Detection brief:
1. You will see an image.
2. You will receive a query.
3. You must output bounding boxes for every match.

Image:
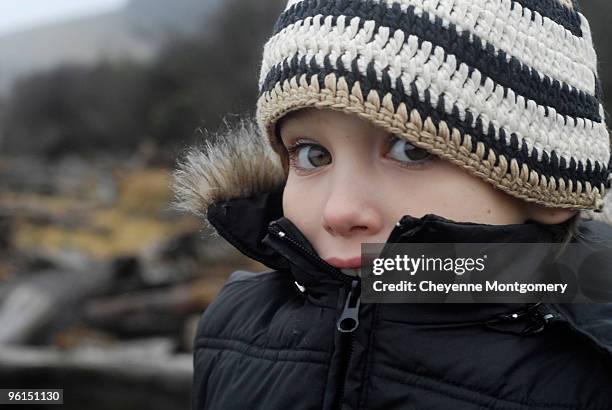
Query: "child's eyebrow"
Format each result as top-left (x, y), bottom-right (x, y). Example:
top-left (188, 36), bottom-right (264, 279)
top-left (280, 132), bottom-right (321, 146)
top-left (279, 120), bottom-right (322, 140)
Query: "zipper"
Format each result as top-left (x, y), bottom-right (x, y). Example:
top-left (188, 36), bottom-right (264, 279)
top-left (485, 302), bottom-right (557, 335)
top-left (267, 221), bottom-right (362, 410)
top-left (267, 218), bottom-right (413, 410)
top-left (268, 221), bottom-right (354, 284)
top-left (337, 279), bottom-right (361, 332)
top-left (402, 303), bottom-right (557, 335)
top-left (334, 279), bottom-right (360, 410)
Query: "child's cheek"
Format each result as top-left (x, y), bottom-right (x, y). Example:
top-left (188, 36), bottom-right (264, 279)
top-left (282, 177), bottom-right (317, 226)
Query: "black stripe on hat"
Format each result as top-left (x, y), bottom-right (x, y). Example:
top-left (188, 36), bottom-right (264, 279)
top-left (513, 0), bottom-right (583, 37)
top-left (272, 0), bottom-right (600, 123)
top-left (281, 0), bottom-right (584, 38)
top-left (260, 58), bottom-right (609, 192)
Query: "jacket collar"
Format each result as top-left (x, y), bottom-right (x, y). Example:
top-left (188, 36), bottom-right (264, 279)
top-left (171, 117), bottom-right (612, 359)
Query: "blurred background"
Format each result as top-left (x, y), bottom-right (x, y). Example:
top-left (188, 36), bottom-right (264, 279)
top-left (0, 0), bottom-right (284, 409)
top-left (0, 1), bottom-right (609, 409)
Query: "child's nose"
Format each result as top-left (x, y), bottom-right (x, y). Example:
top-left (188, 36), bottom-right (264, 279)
top-left (321, 178), bottom-right (383, 238)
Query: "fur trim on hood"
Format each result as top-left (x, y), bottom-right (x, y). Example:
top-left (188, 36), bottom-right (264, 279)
top-left (170, 116), bottom-right (612, 235)
top-left (170, 116), bottom-right (286, 235)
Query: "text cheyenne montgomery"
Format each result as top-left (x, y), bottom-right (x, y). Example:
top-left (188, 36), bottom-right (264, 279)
top-left (372, 281), bottom-right (568, 295)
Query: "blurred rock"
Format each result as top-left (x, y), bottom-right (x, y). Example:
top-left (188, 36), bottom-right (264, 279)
top-left (0, 263), bottom-right (113, 345)
top-left (83, 276), bottom-right (225, 339)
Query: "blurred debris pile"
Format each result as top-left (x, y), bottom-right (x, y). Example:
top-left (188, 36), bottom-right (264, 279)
top-left (0, 153), bottom-right (264, 409)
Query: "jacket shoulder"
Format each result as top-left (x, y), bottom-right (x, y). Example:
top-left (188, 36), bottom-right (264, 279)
top-left (194, 269), bottom-right (300, 341)
top-left (191, 270), bottom-right (335, 409)
top-left (224, 269), bottom-right (282, 284)
top-left (193, 267), bottom-right (336, 353)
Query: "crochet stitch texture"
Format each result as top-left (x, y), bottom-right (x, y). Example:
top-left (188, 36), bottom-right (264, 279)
top-left (256, 0), bottom-right (612, 212)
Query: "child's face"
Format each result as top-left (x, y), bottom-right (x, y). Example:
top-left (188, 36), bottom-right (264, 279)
top-left (278, 108), bottom-right (533, 266)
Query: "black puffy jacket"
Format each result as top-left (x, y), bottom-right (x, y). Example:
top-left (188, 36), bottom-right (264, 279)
top-left (173, 122), bottom-right (612, 409)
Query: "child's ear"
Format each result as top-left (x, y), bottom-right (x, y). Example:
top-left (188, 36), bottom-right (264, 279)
top-left (524, 202), bottom-right (579, 225)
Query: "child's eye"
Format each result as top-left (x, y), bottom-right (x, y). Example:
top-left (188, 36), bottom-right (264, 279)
top-left (387, 136), bottom-right (432, 165)
top-left (287, 142), bottom-right (331, 171)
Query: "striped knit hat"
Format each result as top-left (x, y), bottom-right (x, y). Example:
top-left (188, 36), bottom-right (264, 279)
top-left (256, 0), bottom-right (611, 212)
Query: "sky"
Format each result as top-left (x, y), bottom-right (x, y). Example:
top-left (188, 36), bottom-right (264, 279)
top-left (0, 0), bottom-right (128, 36)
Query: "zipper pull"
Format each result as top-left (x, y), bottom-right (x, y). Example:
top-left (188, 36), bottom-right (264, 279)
top-left (485, 303), bottom-right (556, 335)
top-left (337, 279), bottom-right (361, 333)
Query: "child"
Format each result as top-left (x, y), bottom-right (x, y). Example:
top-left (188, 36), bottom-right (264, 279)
top-left (173, 0), bottom-right (612, 408)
